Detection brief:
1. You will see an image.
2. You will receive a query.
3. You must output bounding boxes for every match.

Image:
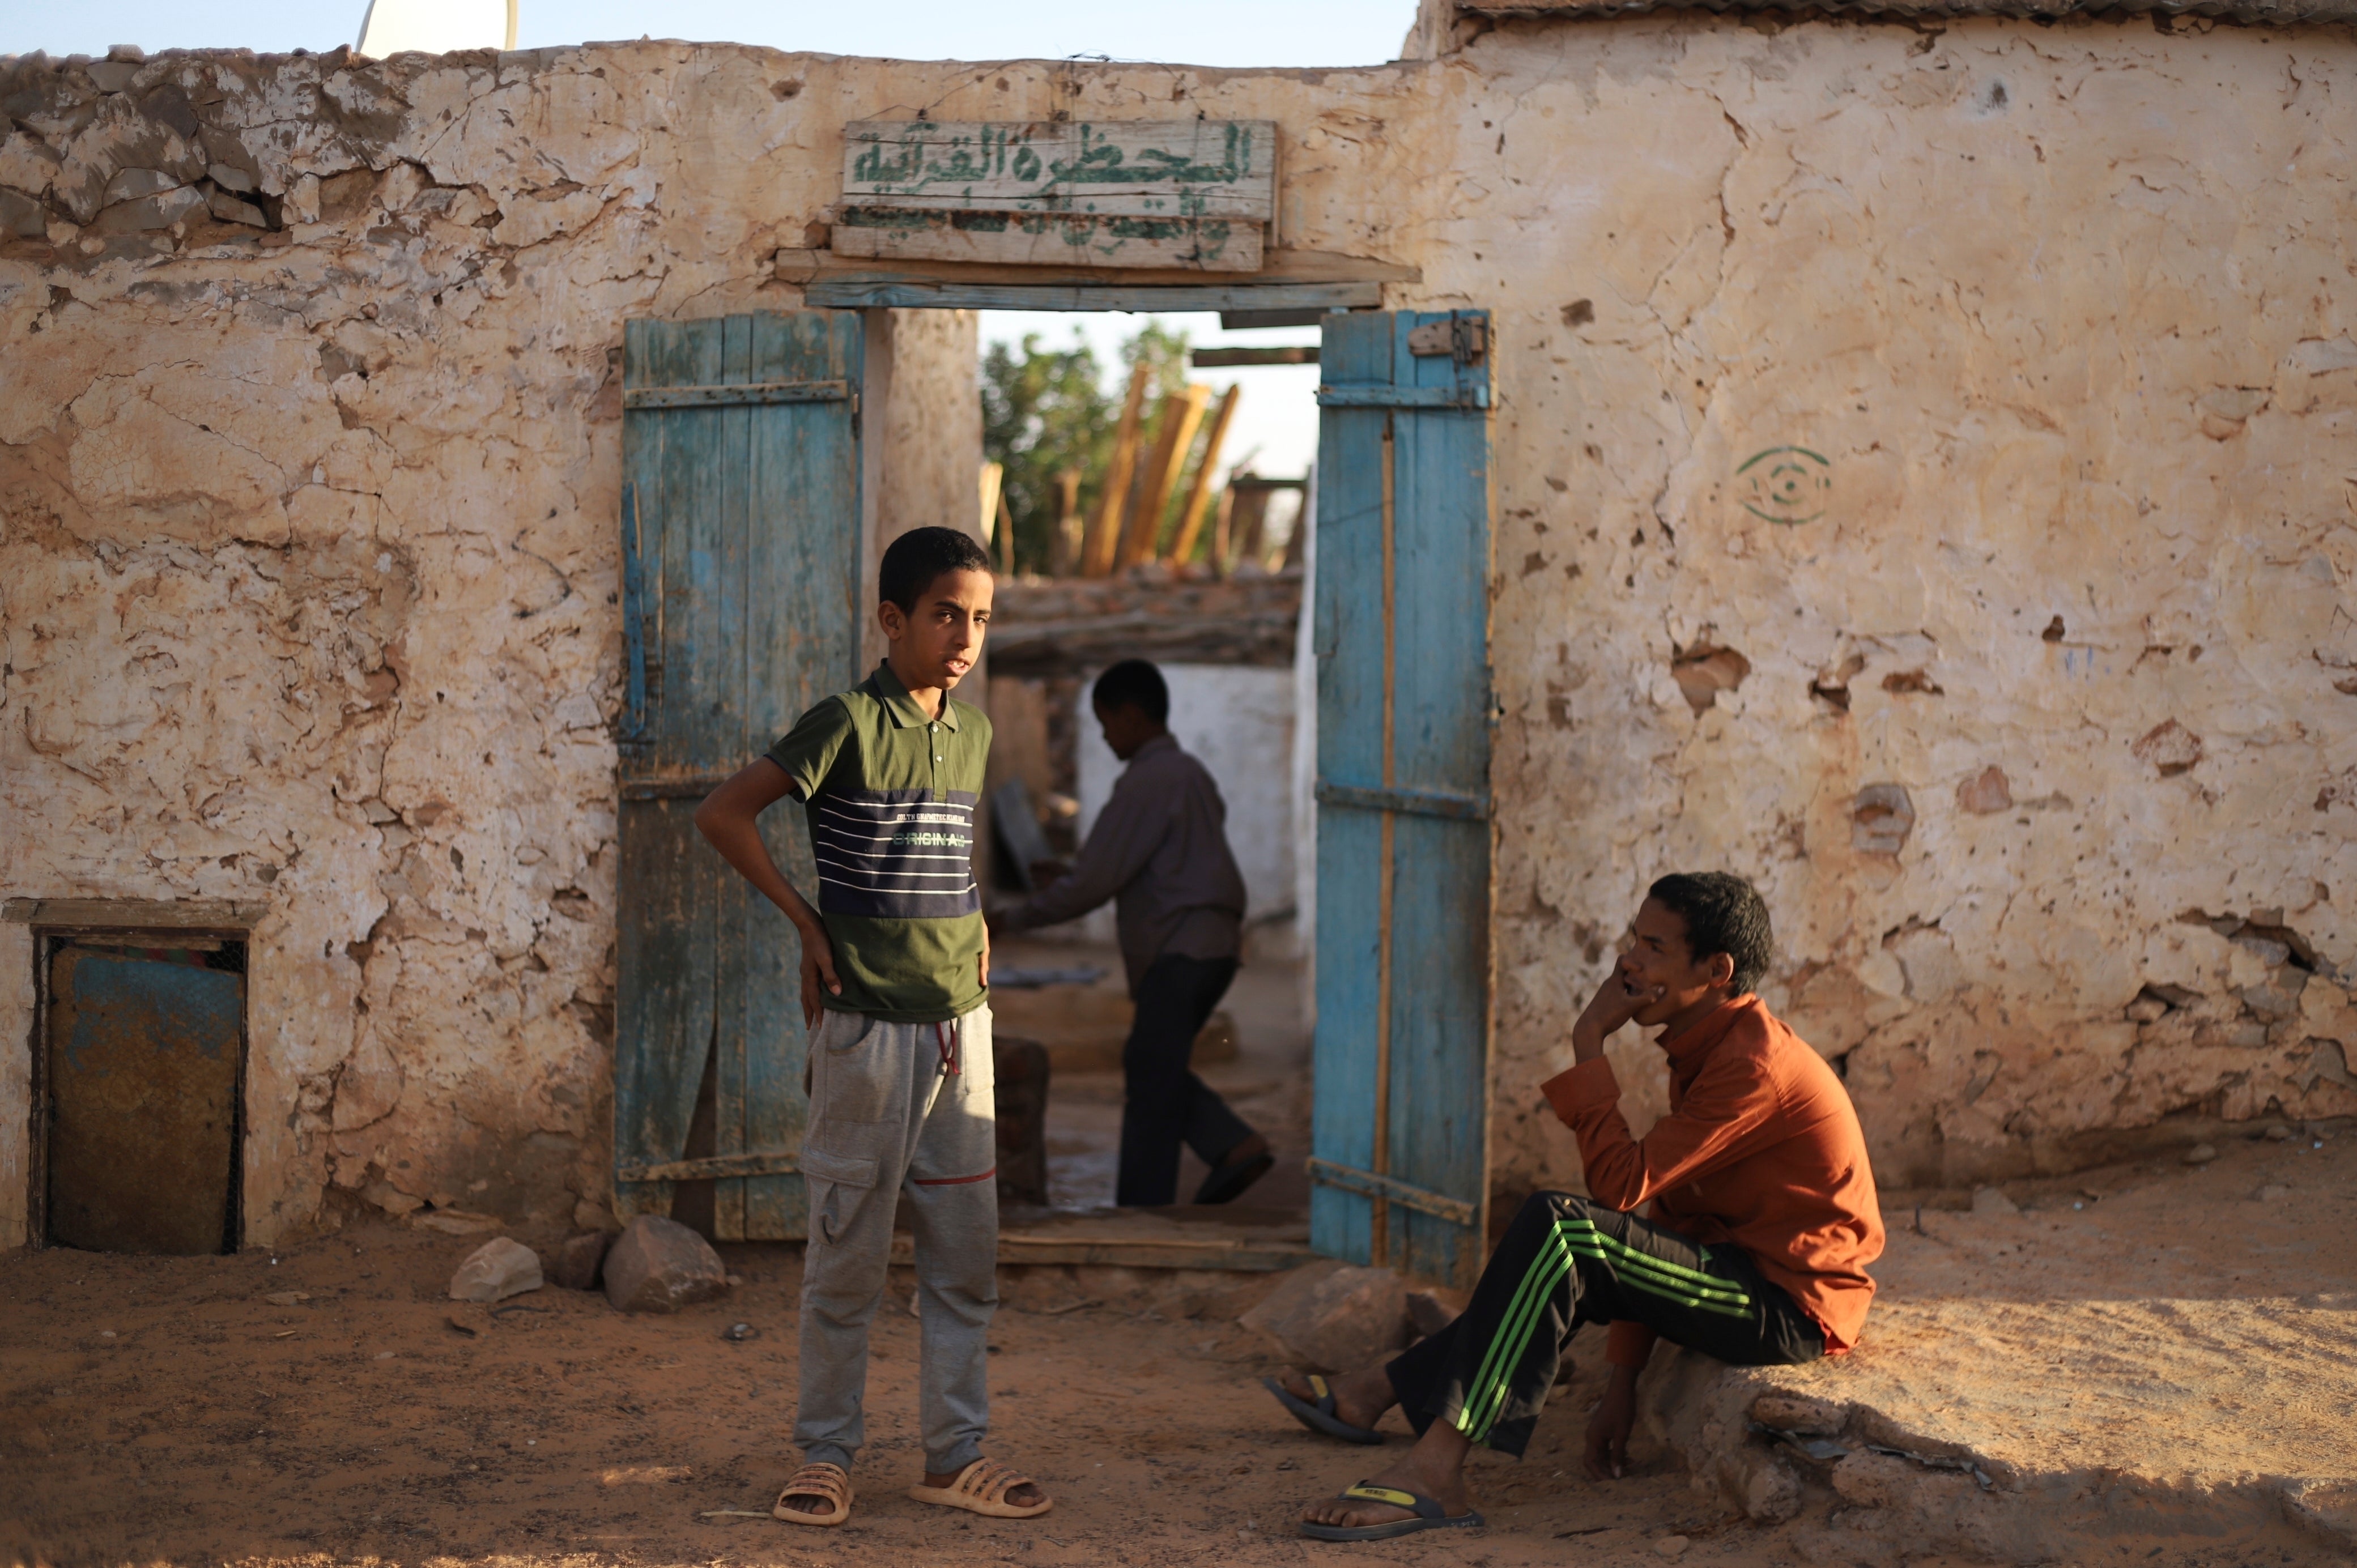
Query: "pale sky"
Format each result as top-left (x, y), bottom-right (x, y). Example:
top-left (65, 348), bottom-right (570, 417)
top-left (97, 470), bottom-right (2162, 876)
top-left (10, 1), bottom-right (1418, 66)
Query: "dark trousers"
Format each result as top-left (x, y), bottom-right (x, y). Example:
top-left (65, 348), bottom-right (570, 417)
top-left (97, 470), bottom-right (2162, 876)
top-left (1116, 955), bottom-right (1253, 1207)
top-left (1385, 1192), bottom-right (1824, 1458)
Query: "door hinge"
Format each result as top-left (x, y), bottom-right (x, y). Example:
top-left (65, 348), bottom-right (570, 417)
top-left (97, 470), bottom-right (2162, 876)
top-left (1407, 313), bottom-right (1487, 365)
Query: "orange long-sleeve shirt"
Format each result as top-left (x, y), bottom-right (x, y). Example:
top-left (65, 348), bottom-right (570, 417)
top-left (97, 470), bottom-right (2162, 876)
top-left (1540, 994), bottom-right (1884, 1366)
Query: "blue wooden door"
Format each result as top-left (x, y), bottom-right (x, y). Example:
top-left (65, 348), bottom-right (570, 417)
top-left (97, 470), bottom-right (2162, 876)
top-left (613, 310), bottom-right (862, 1240)
top-left (1309, 310), bottom-right (1494, 1288)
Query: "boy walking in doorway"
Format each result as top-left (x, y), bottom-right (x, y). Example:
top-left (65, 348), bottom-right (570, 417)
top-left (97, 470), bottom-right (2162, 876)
top-left (991, 658), bottom-right (1272, 1207)
top-left (695, 526), bottom-right (1050, 1528)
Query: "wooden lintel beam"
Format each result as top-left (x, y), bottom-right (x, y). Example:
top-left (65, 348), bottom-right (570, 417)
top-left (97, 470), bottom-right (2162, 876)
top-left (805, 279), bottom-right (1381, 313)
top-left (1191, 347), bottom-right (1319, 367)
top-left (3, 898), bottom-right (267, 930)
top-left (775, 246), bottom-right (1418, 289)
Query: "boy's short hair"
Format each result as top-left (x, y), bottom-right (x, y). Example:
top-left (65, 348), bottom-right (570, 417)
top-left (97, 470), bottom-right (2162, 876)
top-left (1647, 872), bottom-right (1773, 995)
top-left (880, 526), bottom-right (992, 613)
top-left (1092, 659), bottom-right (1169, 725)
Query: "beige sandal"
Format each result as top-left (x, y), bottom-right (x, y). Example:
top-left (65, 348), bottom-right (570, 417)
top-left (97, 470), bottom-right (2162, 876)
top-left (907, 1458), bottom-right (1053, 1519)
top-left (772, 1461), bottom-right (853, 1527)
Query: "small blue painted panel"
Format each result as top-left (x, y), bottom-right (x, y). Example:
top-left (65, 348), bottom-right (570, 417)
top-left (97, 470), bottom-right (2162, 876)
top-left (47, 947), bottom-right (244, 1255)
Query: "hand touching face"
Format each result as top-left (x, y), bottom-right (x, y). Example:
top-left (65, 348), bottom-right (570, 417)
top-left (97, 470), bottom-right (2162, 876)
top-left (1613, 896), bottom-right (1736, 1029)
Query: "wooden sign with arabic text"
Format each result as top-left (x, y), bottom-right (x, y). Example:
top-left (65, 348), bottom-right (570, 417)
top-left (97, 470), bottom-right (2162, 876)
top-left (833, 120), bottom-right (1277, 272)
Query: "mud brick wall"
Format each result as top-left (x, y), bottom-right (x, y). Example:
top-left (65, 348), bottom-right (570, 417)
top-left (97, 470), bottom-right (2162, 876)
top-left (1446, 19), bottom-right (2357, 1189)
top-left (2, 22), bottom-right (2353, 1246)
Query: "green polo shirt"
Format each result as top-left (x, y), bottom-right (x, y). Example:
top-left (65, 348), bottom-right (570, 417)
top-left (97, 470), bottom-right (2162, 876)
top-left (767, 662), bottom-right (991, 1023)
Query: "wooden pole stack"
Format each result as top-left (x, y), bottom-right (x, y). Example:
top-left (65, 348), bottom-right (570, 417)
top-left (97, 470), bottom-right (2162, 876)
top-left (1167, 385), bottom-right (1241, 566)
top-left (1117, 384), bottom-right (1212, 570)
top-left (1080, 362), bottom-right (1152, 578)
top-left (1050, 468), bottom-right (1083, 576)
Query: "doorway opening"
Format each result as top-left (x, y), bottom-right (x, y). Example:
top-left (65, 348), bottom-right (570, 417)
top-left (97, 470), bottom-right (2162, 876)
top-left (33, 924), bottom-right (248, 1255)
top-left (973, 307), bottom-right (1320, 1224)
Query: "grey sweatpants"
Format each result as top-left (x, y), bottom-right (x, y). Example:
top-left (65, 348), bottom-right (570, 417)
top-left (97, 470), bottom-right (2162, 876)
top-left (796, 1002), bottom-right (998, 1476)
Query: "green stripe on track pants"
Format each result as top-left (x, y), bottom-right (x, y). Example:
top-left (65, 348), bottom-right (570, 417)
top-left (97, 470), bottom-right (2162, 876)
top-left (1384, 1193), bottom-right (1826, 1458)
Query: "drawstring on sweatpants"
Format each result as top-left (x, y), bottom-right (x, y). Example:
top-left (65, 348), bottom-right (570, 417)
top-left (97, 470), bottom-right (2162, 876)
top-left (934, 1019), bottom-right (961, 1076)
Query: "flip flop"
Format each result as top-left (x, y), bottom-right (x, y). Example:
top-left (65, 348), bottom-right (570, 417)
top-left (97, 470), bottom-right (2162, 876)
top-left (1298, 1482), bottom-right (1484, 1541)
top-left (772, 1461), bottom-right (852, 1527)
top-left (907, 1458), bottom-right (1053, 1519)
top-left (1263, 1373), bottom-right (1384, 1445)
top-left (1195, 1149), bottom-right (1275, 1205)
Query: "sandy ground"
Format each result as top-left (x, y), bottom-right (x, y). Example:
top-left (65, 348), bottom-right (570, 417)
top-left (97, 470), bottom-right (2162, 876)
top-left (2, 1219), bottom-right (1976, 1568)
top-left (1741, 1120), bottom-right (2357, 1556)
top-left (6, 934), bottom-right (2351, 1567)
top-left (8, 1135), bottom-right (2355, 1568)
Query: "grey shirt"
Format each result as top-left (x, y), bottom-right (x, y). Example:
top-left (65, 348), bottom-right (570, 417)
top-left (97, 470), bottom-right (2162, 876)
top-left (999, 733), bottom-right (1248, 993)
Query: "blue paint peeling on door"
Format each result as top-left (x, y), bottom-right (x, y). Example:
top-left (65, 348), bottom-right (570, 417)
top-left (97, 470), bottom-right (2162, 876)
top-left (614, 310), bottom-right (863, 1241)
top-left (1309, 310), bottom-right (1495, 1288)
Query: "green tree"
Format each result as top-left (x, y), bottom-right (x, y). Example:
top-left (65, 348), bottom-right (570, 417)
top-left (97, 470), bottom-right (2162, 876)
top-left (980, 321), bottom-right (1194, 574)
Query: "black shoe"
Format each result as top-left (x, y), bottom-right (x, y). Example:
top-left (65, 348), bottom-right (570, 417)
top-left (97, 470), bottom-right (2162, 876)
top-left (1194, 1149), bottom-right (1274, 1205)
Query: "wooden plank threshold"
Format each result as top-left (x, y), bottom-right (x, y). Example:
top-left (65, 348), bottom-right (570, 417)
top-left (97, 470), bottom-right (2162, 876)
top-left (776, 246), bottom-right (1419, 290)
top-left (887, 1205), bottom-right (1316, 1272)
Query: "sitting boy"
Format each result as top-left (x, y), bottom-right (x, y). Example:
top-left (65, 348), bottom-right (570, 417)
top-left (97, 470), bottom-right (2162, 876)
top-left (1263, 872), bottom-right (1883, 1541)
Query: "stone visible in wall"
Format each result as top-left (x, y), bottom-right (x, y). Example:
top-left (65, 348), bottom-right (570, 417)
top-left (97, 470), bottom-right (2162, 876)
top-left (205, 189), bottom-right (266, 227)
top-left (2198, 387), bottom-right (2270, 440)
top-left (0, 187), bottom-right (42, 237)
top-left (1671, 639), bottom-right (1750, 715)
top-left (87, 185), bottom-right (202, 234)
top-left (1956, 766), bottom-right (2012, 815)
top-left (1850, 785), bottom-right (1915, 855)
top-left (2130, 719), bottom-right (2203, 777)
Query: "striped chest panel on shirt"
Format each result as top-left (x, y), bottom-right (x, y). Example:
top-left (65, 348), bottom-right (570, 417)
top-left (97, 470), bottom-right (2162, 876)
top-left (810, 787), bottom-right (980, 919)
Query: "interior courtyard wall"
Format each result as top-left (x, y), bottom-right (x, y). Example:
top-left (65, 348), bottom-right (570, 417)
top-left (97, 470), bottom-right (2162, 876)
top-left (3, 22), bottom-right (2354, 1245)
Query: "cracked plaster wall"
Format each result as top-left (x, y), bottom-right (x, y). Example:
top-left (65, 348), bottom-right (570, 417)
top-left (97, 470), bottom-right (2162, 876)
top-left (1444, 18), bottom-right (2357, 1190)
top-left (0, 24), bottom-right (2351, 1246)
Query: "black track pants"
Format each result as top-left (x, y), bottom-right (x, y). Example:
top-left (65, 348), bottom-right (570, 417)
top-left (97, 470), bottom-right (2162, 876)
top-left (1116, 955), bottom-right (1253, 1207)
top-left (1385, 1191), bottom-right (1826, 1458)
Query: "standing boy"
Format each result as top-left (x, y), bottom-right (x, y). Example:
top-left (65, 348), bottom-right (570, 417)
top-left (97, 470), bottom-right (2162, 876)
top-left (695, 526), bottom-right (1050, 1528)
top-left (991, 659), bottom-right (1271, 1207)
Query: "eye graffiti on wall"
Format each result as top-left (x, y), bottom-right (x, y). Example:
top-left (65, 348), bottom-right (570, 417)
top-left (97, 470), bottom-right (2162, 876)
top-left (1736, 445), bottom-right (1832, 525)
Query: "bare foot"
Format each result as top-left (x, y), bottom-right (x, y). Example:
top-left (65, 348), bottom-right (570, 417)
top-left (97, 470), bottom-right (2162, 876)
top-left (923, 1460), bottom-right (1045, 1509)
top-left (1299, 1422), bottom-right (1476, 1531)
top-left (1276, 1364), bottom-right (1397, 1431)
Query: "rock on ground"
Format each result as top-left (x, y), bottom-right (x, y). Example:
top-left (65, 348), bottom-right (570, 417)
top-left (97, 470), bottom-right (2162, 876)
top-left (446, 1237), bottom-right (542, 1303)
top-left (1239, 1260), bottom-right (1409, 1373)
top-left (1407, 1284), bottom-right (1468, 1338)
top-left (601, 1216), bottom-right (728, 1314)
top-left (551, 1229), bottom-right (615, 1291)
top-left (1641, 1131), bottom-right (2357, 1557)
